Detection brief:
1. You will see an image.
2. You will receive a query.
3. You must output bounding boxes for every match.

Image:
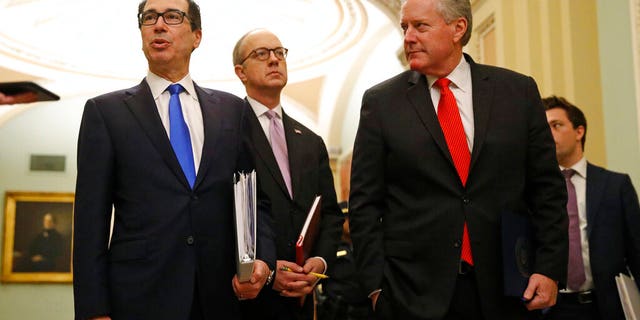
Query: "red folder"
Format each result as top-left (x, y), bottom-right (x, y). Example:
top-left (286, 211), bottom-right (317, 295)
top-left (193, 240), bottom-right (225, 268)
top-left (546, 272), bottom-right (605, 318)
top-left (295, 195), bottom-right (322, 266)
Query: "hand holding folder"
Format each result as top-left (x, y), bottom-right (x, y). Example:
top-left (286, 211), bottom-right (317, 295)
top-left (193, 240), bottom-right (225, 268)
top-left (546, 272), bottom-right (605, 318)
top-left (501, 210), bottom-right (535, 298)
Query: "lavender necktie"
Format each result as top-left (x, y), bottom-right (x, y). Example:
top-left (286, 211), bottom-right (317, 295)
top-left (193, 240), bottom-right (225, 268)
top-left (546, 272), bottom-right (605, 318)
top-left (266, 110), bottom-right (292, 197)
top-left (562, 169), bottom-right (586, 290)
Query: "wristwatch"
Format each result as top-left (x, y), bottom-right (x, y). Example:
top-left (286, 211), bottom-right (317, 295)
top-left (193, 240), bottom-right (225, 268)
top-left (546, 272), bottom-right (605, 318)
top-left (265, 269), bottom-right (275, 287)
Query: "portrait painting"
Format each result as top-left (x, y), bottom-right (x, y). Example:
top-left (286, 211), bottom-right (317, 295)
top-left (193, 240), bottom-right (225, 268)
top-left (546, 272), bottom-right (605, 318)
top-left (1, 191), bottom-right (74, 283)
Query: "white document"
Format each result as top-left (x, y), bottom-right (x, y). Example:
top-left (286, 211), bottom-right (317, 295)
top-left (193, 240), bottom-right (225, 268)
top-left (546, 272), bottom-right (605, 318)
top-left (616, 272), bottom-right (640, 320)
top-left (233, 171), bottom-right (257, 282)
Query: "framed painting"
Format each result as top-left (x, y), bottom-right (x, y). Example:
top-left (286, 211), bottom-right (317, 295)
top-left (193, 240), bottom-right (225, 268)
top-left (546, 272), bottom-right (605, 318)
top-left (1, 191), bottom-right (74, 283)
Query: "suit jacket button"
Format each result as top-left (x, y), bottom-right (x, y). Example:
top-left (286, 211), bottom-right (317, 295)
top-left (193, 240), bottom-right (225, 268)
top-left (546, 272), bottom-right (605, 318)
top-left (454, 240), bottom-right (461, 248)
top-left (462, 197), bottom-right (470, 205)
top-left (187, 236), bottom-right (195, 245)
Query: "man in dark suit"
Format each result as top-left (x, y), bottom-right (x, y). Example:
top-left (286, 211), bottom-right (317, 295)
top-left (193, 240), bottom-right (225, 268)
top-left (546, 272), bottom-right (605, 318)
top-left (232, 29), bottom-right (344, 319)
top-left (348, 0), bottom-right (568, 319)
top-left (543, 96), bottom-right (640, 320)
top-left (73, 1), bottom-right (276, 319)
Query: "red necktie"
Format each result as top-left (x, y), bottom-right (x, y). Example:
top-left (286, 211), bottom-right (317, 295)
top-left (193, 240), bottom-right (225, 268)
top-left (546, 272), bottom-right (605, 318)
top-left (435, 78), bottom-right (473, 265)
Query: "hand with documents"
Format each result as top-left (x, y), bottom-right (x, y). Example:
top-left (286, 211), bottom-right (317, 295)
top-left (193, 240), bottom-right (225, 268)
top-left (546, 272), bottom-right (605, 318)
top-left (231, 171), bottom-right (272, 300)
top-left (272, 196), bottom-right (327, 298)
top-left (274, 258), bottom-right (326, 298)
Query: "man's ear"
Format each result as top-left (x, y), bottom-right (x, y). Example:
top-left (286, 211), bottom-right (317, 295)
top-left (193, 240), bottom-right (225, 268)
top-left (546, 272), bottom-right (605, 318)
top-left (192, 29), bottom-right (202, 50)
top-left (234, 64), bottom-right (247, 83)
top-left (452, 17), bottom-right (468, 44)
top-left (575, 125), bottom-right (586, 141)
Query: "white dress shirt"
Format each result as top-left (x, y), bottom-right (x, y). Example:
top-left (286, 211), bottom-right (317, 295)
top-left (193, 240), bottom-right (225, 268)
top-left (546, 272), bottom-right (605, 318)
top-left (246, 96), bottom-right (284, 145)
top-left (146, 71), bottom-right (204, 173)
top-left (426, 56), bottom-right (474, 152)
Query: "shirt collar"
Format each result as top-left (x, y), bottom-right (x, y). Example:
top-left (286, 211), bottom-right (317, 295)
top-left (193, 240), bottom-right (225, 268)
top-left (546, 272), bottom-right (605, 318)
top-left (247, 96), bottom-right (283, 119)
top-left (560, 156), bottom-right (587, 179)
top-left (426, 55), bottom-right (471, 92)
top-left (146, 71), bottom-right (197, 101)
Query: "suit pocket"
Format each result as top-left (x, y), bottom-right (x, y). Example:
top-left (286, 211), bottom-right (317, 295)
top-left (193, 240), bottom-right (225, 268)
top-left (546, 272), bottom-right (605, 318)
top-left (109, 239), bottom-right (148, 262)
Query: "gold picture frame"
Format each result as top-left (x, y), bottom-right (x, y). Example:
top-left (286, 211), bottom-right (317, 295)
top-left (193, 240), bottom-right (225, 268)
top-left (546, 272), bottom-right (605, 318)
top-left (2, 191), bottom-right (74, 283)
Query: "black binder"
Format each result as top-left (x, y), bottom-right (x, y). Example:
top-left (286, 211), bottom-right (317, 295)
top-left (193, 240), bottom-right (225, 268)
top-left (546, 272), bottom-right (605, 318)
top-left (501, 210), bottom-right (535, 298)
top-left (0, 81), bottom-right (60, 102)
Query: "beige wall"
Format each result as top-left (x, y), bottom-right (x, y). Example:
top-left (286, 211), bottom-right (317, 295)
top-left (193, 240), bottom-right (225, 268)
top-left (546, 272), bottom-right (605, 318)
top-left (468, 0), bottom-right (606, 166)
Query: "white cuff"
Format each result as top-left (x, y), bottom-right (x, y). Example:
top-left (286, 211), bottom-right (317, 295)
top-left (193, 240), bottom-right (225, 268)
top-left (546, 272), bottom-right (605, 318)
top-left (368, 289), bottom-right (382, 298)
top-left (312, 256), bottom-right (328, 274)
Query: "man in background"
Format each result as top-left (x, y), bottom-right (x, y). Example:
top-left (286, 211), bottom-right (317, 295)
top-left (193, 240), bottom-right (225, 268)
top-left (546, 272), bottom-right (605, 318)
top-left (233, 29), bottom-right (344, 319)
top-left (348, 0), bottom-right (568, 319)
top-left (73, 1), bottom-right (275, 319)
top-left (543, 96), bottom-right (640, 320)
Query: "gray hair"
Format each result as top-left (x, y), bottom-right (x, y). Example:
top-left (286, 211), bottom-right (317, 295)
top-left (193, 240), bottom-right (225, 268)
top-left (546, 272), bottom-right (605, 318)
top-left (437, 0), bottom-right (473, 46)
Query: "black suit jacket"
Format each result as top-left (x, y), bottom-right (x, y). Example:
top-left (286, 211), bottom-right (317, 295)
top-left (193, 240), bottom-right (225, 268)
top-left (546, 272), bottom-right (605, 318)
top-left (241, 101), bottom-right (344, 320)
top-left (73, 80), bottom-right (276, 320)
top-left (583, 163), bottom-right (640, 319)
top-left (349, 55), bottom-right (569, 319)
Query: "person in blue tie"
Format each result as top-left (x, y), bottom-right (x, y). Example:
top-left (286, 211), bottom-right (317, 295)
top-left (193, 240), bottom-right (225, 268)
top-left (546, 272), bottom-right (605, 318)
top-left (543, 96), bottom-right (640, 320)
top-left (72, 0), bottom-right (276, 319)
top-left (232, 29), bottom-right (344, 320)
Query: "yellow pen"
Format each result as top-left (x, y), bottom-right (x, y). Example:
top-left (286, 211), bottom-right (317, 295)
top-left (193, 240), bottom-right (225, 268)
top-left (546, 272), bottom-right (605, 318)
top-left (280, 266), bottom-right (329, 279)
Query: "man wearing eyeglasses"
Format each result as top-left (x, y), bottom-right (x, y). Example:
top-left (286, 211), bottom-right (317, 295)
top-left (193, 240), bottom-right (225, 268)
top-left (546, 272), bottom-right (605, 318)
top-left (232, 29), bottom-right (344, 320)
top-left (73, 1), bottom-right (276, 319)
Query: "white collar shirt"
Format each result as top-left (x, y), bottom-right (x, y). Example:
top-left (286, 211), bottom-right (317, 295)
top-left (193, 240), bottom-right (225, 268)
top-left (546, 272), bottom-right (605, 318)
top-left (146, 71), bottom-right (204, 173)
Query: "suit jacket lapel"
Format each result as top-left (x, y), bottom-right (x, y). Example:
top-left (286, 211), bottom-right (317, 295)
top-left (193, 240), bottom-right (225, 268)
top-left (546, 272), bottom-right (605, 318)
top-left (283, 111), bottom-right (303, 201)
top-left (405, 71), bottom-right (452, 165)
top-left (125, 80), bottom-right (189, 188)
top-left (246, 102), bottom-right (291, 199)
top-left (585, 163), bottom-right (604, 238)
top-left (467, 54), bottom-right (493, 173)
top-left (195, 84), bottom-right (223, 190)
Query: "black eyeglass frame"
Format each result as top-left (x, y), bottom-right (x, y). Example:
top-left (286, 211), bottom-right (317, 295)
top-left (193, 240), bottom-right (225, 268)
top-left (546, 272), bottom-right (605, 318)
top-left (138, 9), bottom-right (189, 26)
top-left (239, 47), bottom-right (289, 65)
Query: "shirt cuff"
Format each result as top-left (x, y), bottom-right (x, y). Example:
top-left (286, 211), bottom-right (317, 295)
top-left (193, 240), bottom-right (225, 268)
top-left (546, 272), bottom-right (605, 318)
top-left (312, 256), bottom-right (328, 274)
top-left (368, 289), bottom-right (382, 298)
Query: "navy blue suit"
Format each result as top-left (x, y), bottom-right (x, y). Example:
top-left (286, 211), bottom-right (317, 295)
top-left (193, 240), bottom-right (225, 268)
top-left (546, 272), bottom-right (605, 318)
top-left (583, 163), bottom-right (640, 319)
top-left (73, 80), bottom-right (276, 320)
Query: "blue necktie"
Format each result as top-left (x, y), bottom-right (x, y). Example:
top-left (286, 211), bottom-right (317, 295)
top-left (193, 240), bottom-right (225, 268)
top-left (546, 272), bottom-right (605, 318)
top-left (168, 84), bottom-right (196, 188)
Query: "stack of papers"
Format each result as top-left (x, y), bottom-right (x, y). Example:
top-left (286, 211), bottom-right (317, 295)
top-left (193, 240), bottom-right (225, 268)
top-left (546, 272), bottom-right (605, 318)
top-left (616, 272), bottom-right (640, 319)
top-left (233, 171), bottom-right (257, 282)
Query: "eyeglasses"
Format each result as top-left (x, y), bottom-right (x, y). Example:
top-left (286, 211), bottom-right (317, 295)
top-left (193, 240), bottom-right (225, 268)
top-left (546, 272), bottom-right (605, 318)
top-left (240, 47), bottom-right (288, 64)
top-left (138, 10), bottom-right (188, 26)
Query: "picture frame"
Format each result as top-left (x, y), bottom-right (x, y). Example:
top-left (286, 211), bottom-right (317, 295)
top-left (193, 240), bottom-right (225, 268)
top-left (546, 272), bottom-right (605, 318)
top-left (1, 191), bottom-right (74, 283)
